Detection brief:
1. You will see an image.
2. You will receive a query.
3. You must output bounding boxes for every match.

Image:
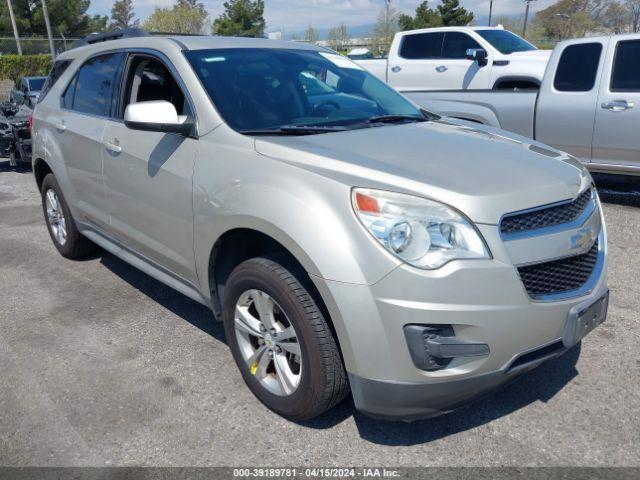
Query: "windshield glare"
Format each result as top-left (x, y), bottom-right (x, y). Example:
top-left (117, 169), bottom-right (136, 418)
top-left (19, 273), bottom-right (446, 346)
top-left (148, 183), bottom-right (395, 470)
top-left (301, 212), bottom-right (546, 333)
top-left (476, 30), bottom-right (536, 54)
top-left (185, 48), bottom-right (423, 132)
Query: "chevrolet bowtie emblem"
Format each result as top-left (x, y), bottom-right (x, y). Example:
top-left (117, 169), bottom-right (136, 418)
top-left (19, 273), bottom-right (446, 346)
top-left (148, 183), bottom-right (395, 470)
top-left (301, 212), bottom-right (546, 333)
top-left (570, 226), bottom-right (596, 251)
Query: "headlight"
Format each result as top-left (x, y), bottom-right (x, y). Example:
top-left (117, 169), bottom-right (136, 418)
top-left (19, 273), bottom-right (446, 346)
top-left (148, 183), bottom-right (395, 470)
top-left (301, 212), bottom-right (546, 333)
top-left (352, 188), bottom-right (490, 269)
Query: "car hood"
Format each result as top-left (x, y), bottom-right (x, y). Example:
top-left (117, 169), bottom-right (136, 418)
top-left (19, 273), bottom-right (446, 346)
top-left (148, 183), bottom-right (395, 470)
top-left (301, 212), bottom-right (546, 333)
top-left (254, 120), bottom-right (591, 225)
top-left (504, 49), bottom-right (552, 61)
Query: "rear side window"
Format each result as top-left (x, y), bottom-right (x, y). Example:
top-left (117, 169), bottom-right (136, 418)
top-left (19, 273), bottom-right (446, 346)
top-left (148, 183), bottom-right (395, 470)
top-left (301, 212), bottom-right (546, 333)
top-left (400, 32), bottom-right (444, 59)
top-left (611, 40), bottom-right (640, 92)
top-left (554, 43), bottom-right (602, 92)
top-left (66, 53), bottom-right (125, 117)
top-left (442, 32), bottom-right (481, 59)
top-left (38, 60), bottom-right (72, 103)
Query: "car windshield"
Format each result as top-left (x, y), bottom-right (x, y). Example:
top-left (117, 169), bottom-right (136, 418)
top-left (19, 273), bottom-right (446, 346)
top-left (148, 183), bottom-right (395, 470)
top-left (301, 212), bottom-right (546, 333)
top-left (185, 48), bottom-right (425, 133)
top-left (476, 29), bottom-right (537, 54)
top-left (28, 78), bottom-right (45, 91)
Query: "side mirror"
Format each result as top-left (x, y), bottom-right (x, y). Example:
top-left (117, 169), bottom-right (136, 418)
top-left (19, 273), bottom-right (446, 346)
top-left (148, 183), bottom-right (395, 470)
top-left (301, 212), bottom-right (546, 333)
top-left (465, 48), bottom-right (488, 66)
top-left (124, 100), bottom-right (193, 136)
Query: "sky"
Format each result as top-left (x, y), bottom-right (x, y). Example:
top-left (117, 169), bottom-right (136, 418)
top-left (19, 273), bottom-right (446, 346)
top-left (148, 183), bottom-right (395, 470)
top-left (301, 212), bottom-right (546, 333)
top-left (87, 0), bottom-right (560, 33)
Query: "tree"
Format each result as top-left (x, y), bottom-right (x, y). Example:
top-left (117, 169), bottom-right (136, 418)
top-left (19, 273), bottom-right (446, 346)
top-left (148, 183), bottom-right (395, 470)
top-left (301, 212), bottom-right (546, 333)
top-left (437, 0), bottom-right (474, 26)
top-left (533, 0), bottom-right (597, 40)
top-left (109, 0), bottom-right (138, 30)
top-left (144, 1), bottom-right (209, 34)
top-left (212, 0), bottom-right (265, 37)
top-left (370, 5), bottom-right (399, 57)
top-left (0, 0), bottom-right (108, 37)
top-left (602, 0), bottom-right (631, 32)
top-left (326, 23), bottom-right (350, 52)
top-left (629, 0), bottom-right (640, 31)
top-left (303, 25), bottom-right (319, 43)
top-left (398, 1), bottom-right (442, 30)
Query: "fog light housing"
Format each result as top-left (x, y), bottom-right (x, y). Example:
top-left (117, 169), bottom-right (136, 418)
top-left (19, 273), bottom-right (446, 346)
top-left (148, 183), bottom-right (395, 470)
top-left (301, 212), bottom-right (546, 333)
top-left (404, 324), bottom-right (490, 371)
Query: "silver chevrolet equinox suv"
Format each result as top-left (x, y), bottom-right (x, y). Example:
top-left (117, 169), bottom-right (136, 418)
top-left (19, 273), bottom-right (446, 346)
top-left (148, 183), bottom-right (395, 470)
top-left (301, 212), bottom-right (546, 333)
top-left (32, 31), bottom-right (609, 421)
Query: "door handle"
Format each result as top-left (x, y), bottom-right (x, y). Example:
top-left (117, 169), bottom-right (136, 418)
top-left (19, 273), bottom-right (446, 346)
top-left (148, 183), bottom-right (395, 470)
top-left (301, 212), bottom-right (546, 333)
top-left (436, 65), bottom-right (448, 73)
top-left (391, 65), bottom-right (402, 73)
top-left (104, 139), bottom-right (122, 154)
top-left (55, 121), bottom-right (66, 132)
top-left (601, 100), bottom-right (634, 111)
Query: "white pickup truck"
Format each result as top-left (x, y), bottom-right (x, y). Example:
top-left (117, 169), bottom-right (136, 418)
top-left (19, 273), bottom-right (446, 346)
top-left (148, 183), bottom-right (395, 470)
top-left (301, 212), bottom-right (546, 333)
top-left (356, 26), bottom-right (551, 91)
top-left (405, 33), bottom-right (640, 176)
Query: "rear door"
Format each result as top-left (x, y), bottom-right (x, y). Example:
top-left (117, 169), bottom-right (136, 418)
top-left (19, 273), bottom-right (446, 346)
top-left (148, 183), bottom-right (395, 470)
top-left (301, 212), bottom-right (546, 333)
top-left (101, 52), bottom-right (198, 283)
top-left (535, 40), bottom-right (608, 163)
top-left (388, 32), bottom-right (447, 91)
top-left (591, 38), bottom-right (640, 169)
top-left (55, 52), bottom-right (125, 229)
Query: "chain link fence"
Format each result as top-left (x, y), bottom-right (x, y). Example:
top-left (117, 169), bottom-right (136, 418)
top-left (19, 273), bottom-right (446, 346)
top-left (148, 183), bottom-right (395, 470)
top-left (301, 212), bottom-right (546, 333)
top-left (0, 37), bottom-right (80, 56)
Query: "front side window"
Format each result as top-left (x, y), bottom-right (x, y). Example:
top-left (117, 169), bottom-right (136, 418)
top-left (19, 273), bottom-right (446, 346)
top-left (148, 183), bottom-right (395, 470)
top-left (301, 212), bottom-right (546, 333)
top-left (121, 55), bottom-right (191, 117)
top-left (185, 48), bottom-right (425, 133)
top-left (476, 29), bottom-right (536, 54)
top-left (554, 43), bottom-right (602, 92)
top-left (67, 53), bottom-right (125, 117)
top-left (399, 32), bottom-right (444, 59)
top-left (441, 32), bottom-right (481, 59)
top-left (611, 40), bottom-right (640, 92)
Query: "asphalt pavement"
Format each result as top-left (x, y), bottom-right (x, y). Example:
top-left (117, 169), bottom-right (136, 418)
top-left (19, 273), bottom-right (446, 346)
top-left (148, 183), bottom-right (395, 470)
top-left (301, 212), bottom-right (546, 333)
top-left (0, 163), bottom-right (638, 467)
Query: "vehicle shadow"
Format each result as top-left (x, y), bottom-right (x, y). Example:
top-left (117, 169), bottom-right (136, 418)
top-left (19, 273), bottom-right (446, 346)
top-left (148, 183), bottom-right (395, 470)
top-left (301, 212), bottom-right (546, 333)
top-left (98, 251), bottom-right (225, 343)
top-left (300, 345), bottom-right (580, 445)
top-left (95, 248), bottom-right (580, 445)
top-left (593, 173), bottom-right (640, 208)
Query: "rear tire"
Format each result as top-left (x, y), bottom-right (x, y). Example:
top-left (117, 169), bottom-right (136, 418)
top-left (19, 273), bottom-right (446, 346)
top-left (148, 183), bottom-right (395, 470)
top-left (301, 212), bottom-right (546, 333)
top-left (41, 173), bottom-right (97, 259)
top-left (222, 256), bottom-right (349, 420)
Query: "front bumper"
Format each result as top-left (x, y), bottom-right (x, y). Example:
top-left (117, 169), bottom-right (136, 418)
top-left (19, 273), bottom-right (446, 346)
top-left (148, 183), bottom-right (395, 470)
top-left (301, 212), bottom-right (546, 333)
top-left (316, 222), bottom-right (608, 421)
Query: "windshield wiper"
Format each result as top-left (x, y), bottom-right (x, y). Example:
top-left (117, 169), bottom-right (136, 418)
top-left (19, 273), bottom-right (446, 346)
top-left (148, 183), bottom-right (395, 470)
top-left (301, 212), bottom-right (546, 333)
top-left (239, 125), bottom-right (347, 136)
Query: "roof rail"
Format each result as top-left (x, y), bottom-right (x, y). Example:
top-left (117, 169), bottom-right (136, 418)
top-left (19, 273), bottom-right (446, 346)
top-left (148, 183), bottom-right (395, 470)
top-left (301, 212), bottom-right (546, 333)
top-left (75, 28), bottom-right (150, 47)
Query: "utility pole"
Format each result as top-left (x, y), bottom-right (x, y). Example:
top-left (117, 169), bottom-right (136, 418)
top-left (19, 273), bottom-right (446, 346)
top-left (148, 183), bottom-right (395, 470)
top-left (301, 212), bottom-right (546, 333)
top-left (522, 0), bottom-right (537, 38)
top-left (488, 0), bottom-right (493, 26)
top-left (6, 0), bottom-right (22, 55)
top-left (41, 0), bottom-right (56, 58)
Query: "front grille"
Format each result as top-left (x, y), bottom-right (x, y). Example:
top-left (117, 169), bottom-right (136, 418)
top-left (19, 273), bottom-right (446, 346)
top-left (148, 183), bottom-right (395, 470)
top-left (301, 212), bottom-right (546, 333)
top-left (501, 188), bottom-right (592, 236)
top-left (518, 240), bottom-right (599, 298)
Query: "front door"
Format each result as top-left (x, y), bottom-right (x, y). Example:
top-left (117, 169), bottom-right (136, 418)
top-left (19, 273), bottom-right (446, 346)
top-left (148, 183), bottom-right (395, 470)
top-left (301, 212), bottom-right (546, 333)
top-left (102, 53), bottom-right (198, 283)
top-left (592, 38), bottom-right (640, 169)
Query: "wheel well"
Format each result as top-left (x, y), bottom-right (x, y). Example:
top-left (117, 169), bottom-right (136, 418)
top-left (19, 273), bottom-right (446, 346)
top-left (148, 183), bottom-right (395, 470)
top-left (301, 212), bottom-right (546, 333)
top-left (208, 229), bottom-right (326, 320)
top-left (33, 158), bottom-right (52, 192)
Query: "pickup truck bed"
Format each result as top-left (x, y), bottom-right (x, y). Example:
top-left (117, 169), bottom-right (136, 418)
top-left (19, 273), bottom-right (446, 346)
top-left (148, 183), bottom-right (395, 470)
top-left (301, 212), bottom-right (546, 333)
top-left (406, 90), bottom-right (538, 139)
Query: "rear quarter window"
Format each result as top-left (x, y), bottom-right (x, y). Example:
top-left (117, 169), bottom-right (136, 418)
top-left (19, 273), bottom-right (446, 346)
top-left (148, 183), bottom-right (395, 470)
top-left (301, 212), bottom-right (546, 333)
top-left (553, 43), bottom-right (602, 92)
top-left (38, 59), bottom-right (73, 103)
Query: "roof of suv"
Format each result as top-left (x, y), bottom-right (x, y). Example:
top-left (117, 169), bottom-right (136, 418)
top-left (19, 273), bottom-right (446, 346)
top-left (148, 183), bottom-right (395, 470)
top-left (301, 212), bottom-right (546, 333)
top-left (59, 34), bottom-right (325, 61)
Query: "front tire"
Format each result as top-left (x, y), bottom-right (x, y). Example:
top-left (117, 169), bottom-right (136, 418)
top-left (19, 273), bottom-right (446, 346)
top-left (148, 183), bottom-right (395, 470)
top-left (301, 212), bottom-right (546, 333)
top-left (222, 257), bottom-right (349, 420)
top-left (41, 173), bottom-right (97, 259)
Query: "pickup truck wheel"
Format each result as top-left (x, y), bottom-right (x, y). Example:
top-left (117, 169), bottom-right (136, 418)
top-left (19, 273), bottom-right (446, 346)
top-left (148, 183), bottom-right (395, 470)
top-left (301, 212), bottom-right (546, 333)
top-left (40, 173), bottom-right (97, 259)
top-left (222, 257), bottom-right (349, 420)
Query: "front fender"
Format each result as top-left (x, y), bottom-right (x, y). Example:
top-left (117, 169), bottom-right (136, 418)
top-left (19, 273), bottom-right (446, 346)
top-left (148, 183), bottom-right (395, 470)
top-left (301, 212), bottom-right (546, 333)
top-left (192, 133), bottom-right (401, 299)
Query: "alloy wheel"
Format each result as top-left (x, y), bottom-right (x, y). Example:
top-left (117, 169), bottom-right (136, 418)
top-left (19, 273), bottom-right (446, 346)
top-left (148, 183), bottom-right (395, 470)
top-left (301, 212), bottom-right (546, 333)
top-left (45, 189), bottom-right (67, 246)
top-left (234, 289), bottom-right (302, 396)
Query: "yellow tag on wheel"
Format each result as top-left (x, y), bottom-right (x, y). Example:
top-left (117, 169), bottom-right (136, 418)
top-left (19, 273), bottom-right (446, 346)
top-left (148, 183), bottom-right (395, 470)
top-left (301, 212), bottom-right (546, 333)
top-left (250, 362), bottom-right (258, 375)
